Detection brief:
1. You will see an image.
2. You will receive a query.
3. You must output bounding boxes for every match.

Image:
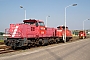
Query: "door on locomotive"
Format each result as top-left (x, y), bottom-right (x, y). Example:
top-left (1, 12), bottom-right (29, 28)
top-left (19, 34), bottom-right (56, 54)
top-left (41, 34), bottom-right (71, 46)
top-left (38, 21), bottom-right (46, 37)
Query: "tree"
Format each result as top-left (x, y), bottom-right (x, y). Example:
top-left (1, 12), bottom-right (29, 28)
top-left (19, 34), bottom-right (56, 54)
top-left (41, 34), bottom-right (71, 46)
top-left (0, 32), bottom-right (5, 35)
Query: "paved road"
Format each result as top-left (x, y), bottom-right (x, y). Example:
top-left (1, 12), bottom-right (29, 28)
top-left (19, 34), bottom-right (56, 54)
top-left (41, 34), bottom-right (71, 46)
top-left (0, 38), bottom-right (90, 60)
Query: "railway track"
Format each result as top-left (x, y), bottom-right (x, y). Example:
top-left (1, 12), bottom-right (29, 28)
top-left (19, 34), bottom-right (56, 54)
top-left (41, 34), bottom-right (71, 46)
top-left (0, 42), bottom-right (4, 45)
top-left (0, 36), bottom-right (89, 54)
top-left (0, 49), bottom-right (15, 54)
top-left (0, 45), bottom-right (15, 54)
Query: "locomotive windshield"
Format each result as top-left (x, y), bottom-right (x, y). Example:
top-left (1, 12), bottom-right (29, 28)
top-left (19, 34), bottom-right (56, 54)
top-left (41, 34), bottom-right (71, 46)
top-left (38, 22), bottom-right (45, 26)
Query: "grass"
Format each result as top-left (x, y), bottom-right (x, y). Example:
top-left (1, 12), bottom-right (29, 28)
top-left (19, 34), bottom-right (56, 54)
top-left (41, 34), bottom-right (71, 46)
top-left (0, 40), bottom-right (4, 43)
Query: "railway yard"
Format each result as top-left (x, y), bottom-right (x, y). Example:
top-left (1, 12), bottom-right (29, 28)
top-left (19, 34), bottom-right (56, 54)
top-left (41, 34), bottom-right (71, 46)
top-left (0, 18), bottom-right (90, 60)
top-left (0, 1), bottom-right (90, 60)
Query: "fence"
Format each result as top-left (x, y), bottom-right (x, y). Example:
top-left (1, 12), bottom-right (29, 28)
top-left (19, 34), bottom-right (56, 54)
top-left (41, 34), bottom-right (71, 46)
top-left (0, 35), bottom-right (4, 40)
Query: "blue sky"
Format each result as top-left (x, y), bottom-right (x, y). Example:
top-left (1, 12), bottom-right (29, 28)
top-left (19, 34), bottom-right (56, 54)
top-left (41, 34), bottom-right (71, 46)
top-left (0, 0), bottom-right (90, 32)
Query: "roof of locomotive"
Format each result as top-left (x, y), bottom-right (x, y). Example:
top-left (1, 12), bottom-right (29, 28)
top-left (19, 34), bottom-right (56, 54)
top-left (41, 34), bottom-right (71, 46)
top-left (23, 19), bottom-right (44, 23)
top-left (57, 26), bottom-right (68, 28)
top-left (79, 31), bottom-right (85, 33)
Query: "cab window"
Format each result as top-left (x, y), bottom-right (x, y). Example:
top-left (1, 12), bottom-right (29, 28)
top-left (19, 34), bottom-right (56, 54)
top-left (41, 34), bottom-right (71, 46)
top-left (38, 22), bottom-right (45, 26)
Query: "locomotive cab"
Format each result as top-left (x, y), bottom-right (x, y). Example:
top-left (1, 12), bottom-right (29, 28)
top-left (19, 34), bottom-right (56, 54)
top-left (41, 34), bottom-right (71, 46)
top-left (56, 26), bottom-right (69, 37)
top-left (56, 26), bottom-right (72, 42)
top-left (23, 19), bottom-right (46, 37)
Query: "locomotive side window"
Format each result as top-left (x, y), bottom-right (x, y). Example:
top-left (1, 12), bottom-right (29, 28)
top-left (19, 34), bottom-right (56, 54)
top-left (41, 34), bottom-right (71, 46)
top-left (36, 23), bottom-right (38, 27)
top-left (31, 27), bottom-right (35, 31)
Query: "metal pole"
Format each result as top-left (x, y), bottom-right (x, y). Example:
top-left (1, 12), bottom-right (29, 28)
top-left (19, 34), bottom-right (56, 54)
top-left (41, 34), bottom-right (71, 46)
top-left (64, 4), bottom-right (77, 42)
top-left (83, 19), bottom-right (90, 39)
top-left (46, 16), bottom-right (47, 27)
top-left (25, 9), bottom-right (26, 19)
top-left (20, 5), bottom-right (26, 20)
top-left (46, 16), bottom-right (50, 27)
top-left (83, 21), bottom-right (84, 39)
top-left (64, 7), bottom-right (66, 42)
top-left (64, 5), bottom-right (72, 43)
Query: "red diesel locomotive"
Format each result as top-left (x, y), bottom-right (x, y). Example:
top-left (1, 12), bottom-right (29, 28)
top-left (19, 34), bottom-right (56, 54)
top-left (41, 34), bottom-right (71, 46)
top-left (4, 19), bottom-right (72, 49)
top-left (79, 31), bottom-right (86, 39)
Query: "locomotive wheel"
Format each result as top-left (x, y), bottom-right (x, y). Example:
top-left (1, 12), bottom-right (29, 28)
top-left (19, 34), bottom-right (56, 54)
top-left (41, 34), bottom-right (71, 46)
top-left (66, 38), bottom-right (69, 42)
top-left (42, 39), bottom-right (48, 46)
top-left (56, 39), bottom-right (60, 43)
top-left (39, 39), bottom-right (43, 45)
top-left (53, 39), bottom-right (57, 43)
top-left (84, 36), bottom-right (86, 39)
top-left (4, 40), bottom-right (8, 46)
top-left (27, 44), bottom-right (31, 49)
top-left (32, 43), bottom-right (35, 47)
top-left (12, 44), bottom-right (17, 50)
top-left (22, 46), bottom-right (26, 50)
top-left (36, 40), bottom-right (40, 46)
